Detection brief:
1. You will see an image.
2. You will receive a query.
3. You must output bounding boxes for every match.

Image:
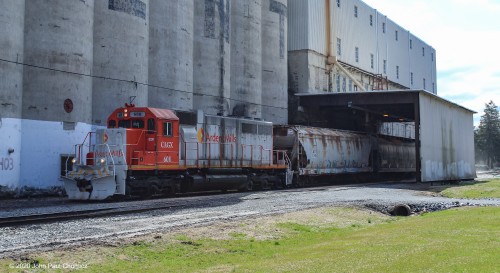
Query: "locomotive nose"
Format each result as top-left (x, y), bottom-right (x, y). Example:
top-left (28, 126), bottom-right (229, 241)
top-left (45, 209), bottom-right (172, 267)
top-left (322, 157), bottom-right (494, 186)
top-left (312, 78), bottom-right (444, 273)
top-left (76, 179), bottom-right (93, 192)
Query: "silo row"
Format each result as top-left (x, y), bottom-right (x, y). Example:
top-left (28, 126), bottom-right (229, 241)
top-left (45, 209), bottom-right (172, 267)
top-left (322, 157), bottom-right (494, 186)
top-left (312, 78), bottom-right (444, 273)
top-left (0, 0), bottom-right (287, 192)
top-left (15, 0), bottom-right (286, 124)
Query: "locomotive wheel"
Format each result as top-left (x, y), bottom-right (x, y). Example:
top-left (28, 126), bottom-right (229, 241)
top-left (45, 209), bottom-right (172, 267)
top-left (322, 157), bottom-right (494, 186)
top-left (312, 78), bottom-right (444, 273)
top-left (246, 180), bottom-right (254, 191)
top-left (142, 177), bottom-right (161, 198)
top-left (150, 184), bottom-right (160, 197)
top-left (239, 179), bottom-right (253, 192)
top-left (165, 185), bottom-right (176, 198)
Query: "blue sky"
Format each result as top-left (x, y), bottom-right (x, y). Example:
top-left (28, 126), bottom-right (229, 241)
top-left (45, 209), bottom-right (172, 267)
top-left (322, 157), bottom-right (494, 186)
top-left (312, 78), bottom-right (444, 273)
top-left (362, 0), bottom-right (500, 126)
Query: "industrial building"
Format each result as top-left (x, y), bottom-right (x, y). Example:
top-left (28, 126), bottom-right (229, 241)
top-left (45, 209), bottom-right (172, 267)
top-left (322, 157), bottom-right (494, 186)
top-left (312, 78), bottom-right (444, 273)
top-left (0, 0), bottom-right (473, 195)
top-left (288, 0), bottom-right (437, 96)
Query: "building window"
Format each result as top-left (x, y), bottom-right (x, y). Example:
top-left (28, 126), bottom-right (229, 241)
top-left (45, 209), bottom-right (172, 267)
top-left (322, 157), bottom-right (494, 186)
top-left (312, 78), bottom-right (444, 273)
top-left (147, 118), bottom-right (155, 134)
top-left (337, 0), bottom-right (340, 8)
top-left (383, 60), bottom-right (387, 74)
top-left (354, 6), bottom-right (358, 17)
top-left (349, 79), bottom-right (353, 91)
top-left (336, 74), bottom-right (341, 92)
top-left (342, 77), bottom-right (346, 92)
top-left (423, 78), bottom-right (426, 89)
top-left (370, 15), bottom-right (373, 26)
top-left (410, 72), bottom-right (414, 86)
top-left (396, 66), bottom-right (399, 79)
top-left (370, 54), bottom-right (374, 69)
top-left (336, 38), bottom-right (342, 56)
top-left (422, 47), bottom-right (425, 56)
top-left (410, 39), bottom-right (412, 49)
top-left (395, 30), bottom-right (398, 41)
top-left (355, 47), bottom-right (359, 62)
top-left (431, 52), bottom-right (434, 62)
top-left (163, 122), bottom-right (173, 137)
top-left (382, 22), bottom-right (386, 33)
top-left (432, 82), bottom-right (435, 92)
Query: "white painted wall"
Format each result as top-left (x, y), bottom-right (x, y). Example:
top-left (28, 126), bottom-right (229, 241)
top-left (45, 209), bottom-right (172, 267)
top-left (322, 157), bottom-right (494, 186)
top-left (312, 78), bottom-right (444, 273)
top-left (0, 118), bottom-right (22, 189)
top-left (419, 92), bottom-right (476, 181)
top-left (19, 119), bottom-right (93, 189)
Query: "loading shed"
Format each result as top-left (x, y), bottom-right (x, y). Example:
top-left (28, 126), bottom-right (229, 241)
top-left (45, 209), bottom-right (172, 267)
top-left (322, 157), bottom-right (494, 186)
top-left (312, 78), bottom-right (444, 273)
top-left (294, 90), bottom-right (476, 182)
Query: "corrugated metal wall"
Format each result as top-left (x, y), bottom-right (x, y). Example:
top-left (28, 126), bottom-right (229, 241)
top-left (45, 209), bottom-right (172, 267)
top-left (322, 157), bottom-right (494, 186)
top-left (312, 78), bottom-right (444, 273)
top-left (287, 0), bottom-right (309, 51)
top-left (288, 0), bottom-right (437, 94)
top-left (419, 93), bottom-right (476, 181)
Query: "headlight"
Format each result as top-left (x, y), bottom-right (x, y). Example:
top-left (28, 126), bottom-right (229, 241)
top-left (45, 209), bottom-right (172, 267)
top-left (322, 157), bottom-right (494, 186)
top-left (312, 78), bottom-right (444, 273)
top-left (71, 158), bottom-right (77, 164)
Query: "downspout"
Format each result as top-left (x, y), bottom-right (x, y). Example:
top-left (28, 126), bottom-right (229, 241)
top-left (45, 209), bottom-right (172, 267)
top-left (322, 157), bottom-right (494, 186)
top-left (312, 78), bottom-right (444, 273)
top-left (325, 0), bottom-right (333, 91)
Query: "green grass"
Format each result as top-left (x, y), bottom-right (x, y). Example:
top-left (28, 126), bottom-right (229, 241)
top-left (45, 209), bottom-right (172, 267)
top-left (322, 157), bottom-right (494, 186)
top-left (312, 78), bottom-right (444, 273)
top-left (2, 207), bottom-right (499, 273)
top-left (440, 179), bottom-right (500, 199)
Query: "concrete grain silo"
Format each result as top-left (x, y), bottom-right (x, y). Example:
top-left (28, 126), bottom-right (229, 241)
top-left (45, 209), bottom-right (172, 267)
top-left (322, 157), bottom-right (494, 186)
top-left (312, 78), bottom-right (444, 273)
top-left (23, 0), bottom-right (93, 124)
top-left (21, 0), bottom-right (94, 189)
top-left (93, 0), bottom-right (149, 125)
top-left (149, 0), bottom-right (194, 112)
top-left (0, 0), bottom-right (24, 192)
top-left (193, 0), bottom-right (231, 116)
top-left (230, 1), bottom-right (262, 118)
top-left (261, 0), bottom-right (287, 124)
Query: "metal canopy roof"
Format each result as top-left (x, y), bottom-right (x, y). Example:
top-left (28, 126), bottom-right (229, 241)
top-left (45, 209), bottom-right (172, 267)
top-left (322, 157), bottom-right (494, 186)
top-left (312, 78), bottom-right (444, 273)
top-left (294, 90), bottom-right (476, 183)
top-left (296, 90), bottom-right (475, 116)
top-left (295, 90), bottom-right (474, 126)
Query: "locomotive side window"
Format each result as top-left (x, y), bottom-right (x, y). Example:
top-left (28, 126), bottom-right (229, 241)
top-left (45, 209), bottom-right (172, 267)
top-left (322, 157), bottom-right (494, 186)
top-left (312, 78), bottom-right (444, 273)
top-left (147, 118), bottom-right (155, 134)
top-left (131, 119), bottom-right (144, 129)
top-left (258, 125), bottom-right (272, 135)
top-left (118, 120), bottom-right (131, 128)
top-left (163, 122), bottom-right (173, 137)
top-left (242, 123), bottom-right (257, 134)
top-left (108, 120), bottom-right (116, 128)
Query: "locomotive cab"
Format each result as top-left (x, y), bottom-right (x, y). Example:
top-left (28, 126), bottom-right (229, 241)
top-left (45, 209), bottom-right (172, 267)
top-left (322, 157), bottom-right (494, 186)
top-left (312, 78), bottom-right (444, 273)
top-left (106, 104), bottom-right (180, 169)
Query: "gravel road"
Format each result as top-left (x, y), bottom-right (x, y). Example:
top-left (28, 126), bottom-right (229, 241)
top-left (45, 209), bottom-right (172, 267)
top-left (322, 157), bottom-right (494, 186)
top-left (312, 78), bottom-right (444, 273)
top-left (1, 182), bottom-right (499, 259)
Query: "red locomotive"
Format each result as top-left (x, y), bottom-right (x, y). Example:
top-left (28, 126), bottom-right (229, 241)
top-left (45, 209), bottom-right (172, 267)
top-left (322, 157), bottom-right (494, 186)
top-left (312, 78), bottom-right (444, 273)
top-left (63, 105), bottom-right (415, 200)
top-left (63, 104), bottom-right (291, 200)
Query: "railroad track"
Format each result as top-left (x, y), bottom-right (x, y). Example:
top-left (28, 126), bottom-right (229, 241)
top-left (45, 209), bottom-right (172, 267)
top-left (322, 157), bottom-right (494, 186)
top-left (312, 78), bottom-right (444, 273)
top-left (0, 182), bottom-right (403, 228)
top-left (0, 203), bottom-right (182, 228)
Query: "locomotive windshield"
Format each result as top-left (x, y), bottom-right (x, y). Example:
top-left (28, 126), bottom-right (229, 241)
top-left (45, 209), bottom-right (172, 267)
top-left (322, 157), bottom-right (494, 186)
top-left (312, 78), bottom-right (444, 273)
top-left (110, 119), bottom-right (145, 129)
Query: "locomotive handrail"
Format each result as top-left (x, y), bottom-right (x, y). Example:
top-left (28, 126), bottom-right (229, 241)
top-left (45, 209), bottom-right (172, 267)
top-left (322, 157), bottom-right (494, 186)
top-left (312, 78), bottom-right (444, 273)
top-left (182, 141), bottom-right (236, 168)
top-left (102, 143), bottom-right (116, 177)
top-left (180, 141), bottom-right (288, 169)
top-left (73, 132), bottom-right (95, 166)
top-left (240, 144), bottom-right (265, 167)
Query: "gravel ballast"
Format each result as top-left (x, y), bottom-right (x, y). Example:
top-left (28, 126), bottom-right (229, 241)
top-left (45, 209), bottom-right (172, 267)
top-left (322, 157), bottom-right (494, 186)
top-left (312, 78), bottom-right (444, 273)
top-left (1, 182), bottom-right (499, 259)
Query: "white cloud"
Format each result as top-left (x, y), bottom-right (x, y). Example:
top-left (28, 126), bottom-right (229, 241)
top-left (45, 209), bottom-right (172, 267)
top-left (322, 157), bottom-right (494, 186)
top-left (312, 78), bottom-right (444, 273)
top-left (362, 0), bottom-right (500, 125)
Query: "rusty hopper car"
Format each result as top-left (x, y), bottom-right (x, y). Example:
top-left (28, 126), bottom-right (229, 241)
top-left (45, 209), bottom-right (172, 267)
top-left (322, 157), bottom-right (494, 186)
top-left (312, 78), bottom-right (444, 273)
top-left (62, 104), bottom-right (290, 200)
top-left (273, 125), bottom-right (415, 185)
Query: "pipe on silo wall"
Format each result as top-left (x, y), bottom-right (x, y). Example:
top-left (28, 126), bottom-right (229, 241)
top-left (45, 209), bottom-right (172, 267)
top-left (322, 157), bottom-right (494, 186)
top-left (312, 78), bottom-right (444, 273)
top-left (193, 0), bottom-right (231, 116)
top-left (93, 0), bottom-right (149, 125)
top-left (261, 0), bottom-right (287, 124)
top-left (230, 1), bottom-right (262, 118)
top-left (20, 0), bottom-right (95, 191)
top-left (149, 0), bottom-right (194, 112)
top-left (0, 0), bottom-right (24, 193)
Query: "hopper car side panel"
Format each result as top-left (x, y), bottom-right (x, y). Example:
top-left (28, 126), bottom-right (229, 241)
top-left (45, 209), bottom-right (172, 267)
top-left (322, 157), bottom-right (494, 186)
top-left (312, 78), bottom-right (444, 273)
top-left (274, 125), bottom-right (416, 184)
